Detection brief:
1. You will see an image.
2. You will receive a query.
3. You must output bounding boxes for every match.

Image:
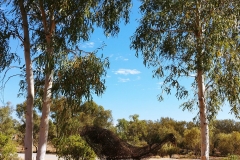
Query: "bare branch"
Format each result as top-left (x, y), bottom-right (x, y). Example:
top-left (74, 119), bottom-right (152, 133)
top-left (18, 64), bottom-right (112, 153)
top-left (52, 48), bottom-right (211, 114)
top-left (0, 65), bottom-right (23, 86)
top-left (205, 80), bottom-right (213, 91)
top-left (0, 73), bottom-right (22, 104)
top-left (0, 74), bottom-right (22, 90)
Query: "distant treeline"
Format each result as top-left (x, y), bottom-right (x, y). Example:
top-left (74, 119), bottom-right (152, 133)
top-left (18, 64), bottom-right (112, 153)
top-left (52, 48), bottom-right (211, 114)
top-left (114, 115), bottom-right (240, 157)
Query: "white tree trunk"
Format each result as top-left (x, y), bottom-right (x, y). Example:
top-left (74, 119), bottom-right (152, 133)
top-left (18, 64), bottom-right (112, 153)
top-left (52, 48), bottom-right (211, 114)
top-left (195, 1), bottom-right (209, 159)
top-left (197, 70), bottom-right (209, 160)
top-left (18, 1), bottom-right (35, 160)
top-left (36, 1), bottom-right (55, 159)
top-left (36, 72), bottom-right (53, 160)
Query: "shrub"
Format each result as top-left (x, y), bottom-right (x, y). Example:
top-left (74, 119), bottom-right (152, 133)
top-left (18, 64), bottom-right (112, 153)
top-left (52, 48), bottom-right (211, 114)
top-left (54, 135), bottom-right (96, 160)
top-left (0, 133), bottom-right (18, 160)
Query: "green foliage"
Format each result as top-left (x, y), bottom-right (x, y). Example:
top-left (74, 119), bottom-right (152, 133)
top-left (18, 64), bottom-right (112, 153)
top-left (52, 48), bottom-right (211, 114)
top-left (14, 0), bottom-right (132, 102)
top-left (211, 120), bottom-right (240, 156)
top-left (142, 120), bottom-right (161, 146)
top-left (213, 119), bottom-right (240, 134)
top-left (0, 134), bottom-right (18, 160)
top-left (216, 131), bottom-right (240, 156)
top-left (158, 143), bottom-right (179, 158)
top-left (116, 118), bottom-right (129, 141)
top-left (152, 118), bottom-right (182, 146)
top-left (49, 52), bottom-right (110, 104)
top-left (0, 105), bottom-right (18, 159)
top-left (0, 11), bottom-right (19, 73)
top-left (2, 1), bottom-right (132, 158)
top-left (116, 114), bottom-right (148, 146)
top-left (131, 0), bottom-right (240, 119)
top-left (51, 99), bottom-right (113, 158)
top-left (224, 154), bottom-right (240, 160)
top-left (7, 0), bottom-right (131, 58)
top-left (53, 135), bottom-right (96, 160)
top-left (127, 114), bottom-right (148, 145)
top-left (131, 2), bottom-right (240, 158)
top-left (51, 99), bottom-right (113, 136)
top-left (116, 116), bottom-right (183, 148)
top-left (0, 105), bottom-right (16, 135)
top-left (183, 127), bottom-right (201, 154)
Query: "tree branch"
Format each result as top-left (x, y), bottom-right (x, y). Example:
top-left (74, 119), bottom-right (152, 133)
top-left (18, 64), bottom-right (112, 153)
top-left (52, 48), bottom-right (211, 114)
top-left (205, 80), bottom-right (213, 92)
top-left (150, 28), bottom-right (194, 34)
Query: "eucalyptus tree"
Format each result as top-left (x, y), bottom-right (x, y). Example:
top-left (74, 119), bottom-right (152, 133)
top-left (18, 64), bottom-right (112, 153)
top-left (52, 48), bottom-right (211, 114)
top-left (131, 1), bottom-right (240, 159)
top-left (0, 1), bottom-right (35, 159)
top-left (11, 0), bottom-right (132, 159)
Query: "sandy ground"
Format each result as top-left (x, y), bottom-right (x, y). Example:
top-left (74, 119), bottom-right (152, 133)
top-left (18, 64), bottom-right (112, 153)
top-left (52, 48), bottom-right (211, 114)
top-left (18, 153), bottom-right (63, 160)
top-left (18, 153), bottom-right (198, 160)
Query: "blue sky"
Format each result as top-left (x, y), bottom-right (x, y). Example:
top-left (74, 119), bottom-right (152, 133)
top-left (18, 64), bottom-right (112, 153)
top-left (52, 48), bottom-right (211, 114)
top-left (1, 1), bottom-right (237, 123)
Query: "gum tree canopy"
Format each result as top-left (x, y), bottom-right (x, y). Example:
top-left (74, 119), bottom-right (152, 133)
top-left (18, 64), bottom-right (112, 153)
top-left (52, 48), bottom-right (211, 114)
top-left (131, 0), bottom-right (240, 160)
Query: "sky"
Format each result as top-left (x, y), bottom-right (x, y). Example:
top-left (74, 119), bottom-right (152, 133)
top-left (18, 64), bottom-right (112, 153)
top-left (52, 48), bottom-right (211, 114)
top-left (1, 1), bottom-right (238, 124)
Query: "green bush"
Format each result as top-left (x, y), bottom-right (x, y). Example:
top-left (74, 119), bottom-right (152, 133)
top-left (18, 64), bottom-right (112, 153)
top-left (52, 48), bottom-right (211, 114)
top-left (158, 143), bottom-right (179, 158)
top-left (0, 133), bottom-right (18, 160)
top-left (216, 132), bottom-right (240, 156)
top-left (224, 154), bottom-right (240, 160)
top-left (54, 135), bottom-right (96, 160)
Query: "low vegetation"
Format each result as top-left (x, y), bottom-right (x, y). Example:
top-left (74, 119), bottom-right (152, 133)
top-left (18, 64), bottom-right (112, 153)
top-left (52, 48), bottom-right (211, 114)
top-left (1, 101), bottom-right (240, 159)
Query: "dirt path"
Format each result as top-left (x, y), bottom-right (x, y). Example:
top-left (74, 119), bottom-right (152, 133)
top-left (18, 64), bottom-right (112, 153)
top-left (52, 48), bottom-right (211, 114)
top-left (18, 153), bottom-right (199, 160)
top-left (18, 153), bottom-right (63, 160)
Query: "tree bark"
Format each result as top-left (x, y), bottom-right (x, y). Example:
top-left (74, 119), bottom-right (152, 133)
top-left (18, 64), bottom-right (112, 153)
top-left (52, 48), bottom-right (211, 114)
top-left (36, 1), bottom-right (55, 159)
top-left (18, 1), bottom-right (35, 160)
top-left (197, 70), bottom-right (209, 160)
top-left (36, 33), bottom-right (54, 160)
top-left (195, 1), bottom-right (209, 159)
top-left (36, 72), bottom-right (53, 160)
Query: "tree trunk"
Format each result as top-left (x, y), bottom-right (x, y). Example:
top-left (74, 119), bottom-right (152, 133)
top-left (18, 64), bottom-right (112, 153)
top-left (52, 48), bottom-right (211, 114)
top-left (195, 1), bottom-right (209, 159)
top-left (36, 72), bottom-right (53, 160)
top-left (36, 1), bottom-right (55, 159)
top-left (197, 70), bottom-right (209, 160)
top-left (18, 1), bottom-right (35, 160)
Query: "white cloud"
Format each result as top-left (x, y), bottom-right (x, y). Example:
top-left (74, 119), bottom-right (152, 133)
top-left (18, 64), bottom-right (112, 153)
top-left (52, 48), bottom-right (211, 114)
top-left (81, 42), bottom-right (95, 48)
top-left (114, 69), bottom-right (141, 75)
top-left (118, 78), bottom-right (130, 82)
top-left (115, 56), bottom-right (129, 61)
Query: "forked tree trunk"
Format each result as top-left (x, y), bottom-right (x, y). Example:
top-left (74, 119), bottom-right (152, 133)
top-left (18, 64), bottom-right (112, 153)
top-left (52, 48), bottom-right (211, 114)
top-left (36, 1), bottom-right (55, 159)
top-left (36, 72), bottom-right (53, 160)
top-left (18, 1), bottom-right (35, 160)
top-left (197, 70), bottom-right (209, 160)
